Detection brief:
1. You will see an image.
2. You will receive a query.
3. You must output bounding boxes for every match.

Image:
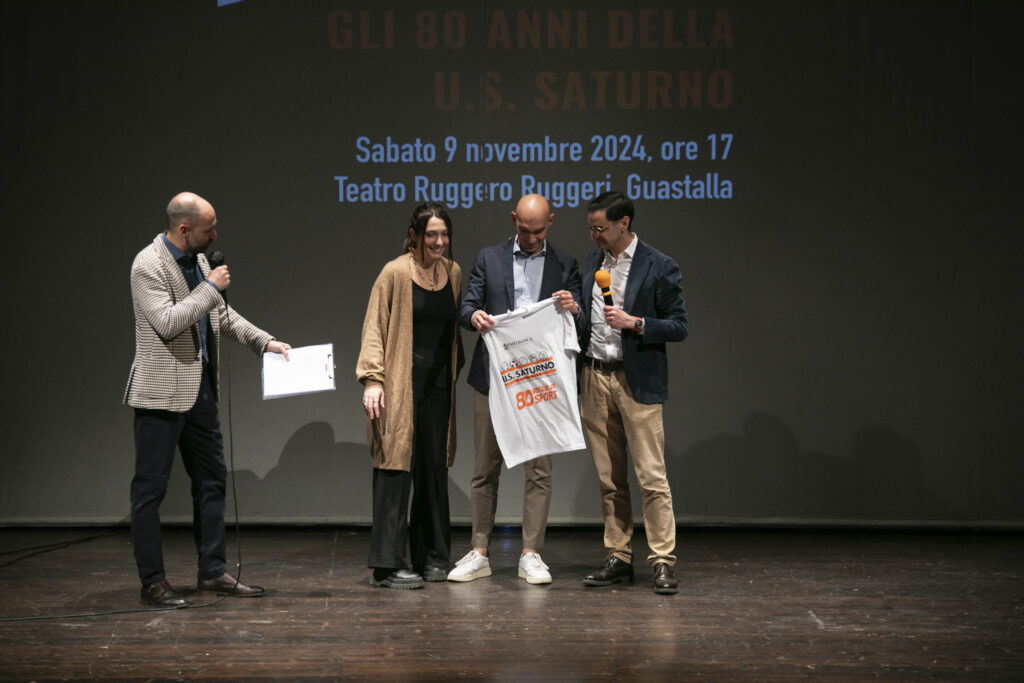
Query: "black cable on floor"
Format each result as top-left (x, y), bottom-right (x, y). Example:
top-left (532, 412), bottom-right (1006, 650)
top-left (0, 529), bottom-right (120, 568)
top-left (0, 296), bottom-right (249, 622)
top-left (0, 594), bottom-right (230, 623)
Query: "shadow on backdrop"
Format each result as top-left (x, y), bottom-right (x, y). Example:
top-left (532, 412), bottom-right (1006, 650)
top-left (671, 412), bottom-right (958, 522)
top-left (226, 420), bottom-right (471, 524)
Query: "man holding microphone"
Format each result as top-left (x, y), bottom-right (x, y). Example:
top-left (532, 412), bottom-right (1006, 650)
top-left (124, 192), bottom-right (290, 607)
top-left (578, 191), bottom-right (688, 595)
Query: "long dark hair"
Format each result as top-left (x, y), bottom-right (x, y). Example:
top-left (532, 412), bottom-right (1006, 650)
top-left (403, 202), bottom-right (453, 260)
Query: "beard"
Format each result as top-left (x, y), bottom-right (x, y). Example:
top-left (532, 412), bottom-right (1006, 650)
top-left (186, 234), bottom-right (210, 255)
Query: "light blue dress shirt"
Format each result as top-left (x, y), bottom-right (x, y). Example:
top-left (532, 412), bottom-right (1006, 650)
top-left (512, 238), bottom-right (546, 310)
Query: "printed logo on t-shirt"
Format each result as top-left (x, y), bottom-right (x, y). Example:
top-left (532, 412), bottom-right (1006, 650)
top-left (502, 337), bottom-right (533, 350)
top-left (500, 351), bottom-right (556, 386)
top-left (515, 382), bottom-right (558, 410)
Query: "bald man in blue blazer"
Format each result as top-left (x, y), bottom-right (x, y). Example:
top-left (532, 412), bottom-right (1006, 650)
top-left (447, 194), bottom-right (582, 585)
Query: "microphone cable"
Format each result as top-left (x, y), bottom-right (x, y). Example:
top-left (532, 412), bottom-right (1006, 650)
top-left (220, 296), bottom-right (249, 595)
top-left (0, 530), bottom-right (120, 570)
top-left (207, 250), bottom-right (249, 594)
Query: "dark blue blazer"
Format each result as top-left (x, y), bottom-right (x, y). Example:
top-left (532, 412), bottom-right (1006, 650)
top-left (580, 238), bottom-right (688, 404)
top-left (460, 238), bottom-right (582, 394)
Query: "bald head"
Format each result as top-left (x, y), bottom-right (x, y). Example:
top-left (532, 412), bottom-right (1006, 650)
top-left (515, 194), bottom-right (552, 221)
top-left (165, 192), bottom-right (218, 255)
top-left (166, 192), bottom-right (211, 230)
top-left (511, 194), bottom-right (554, 255)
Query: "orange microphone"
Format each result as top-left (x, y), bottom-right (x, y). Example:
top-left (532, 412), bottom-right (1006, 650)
top-left (594, 269), bottom-right (614, 306)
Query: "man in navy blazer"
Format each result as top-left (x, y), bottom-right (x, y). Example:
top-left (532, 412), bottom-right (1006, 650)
top-left (447, 194), bottom-right (582, 585)
top-left (578, 191), bottom-right (688, 595)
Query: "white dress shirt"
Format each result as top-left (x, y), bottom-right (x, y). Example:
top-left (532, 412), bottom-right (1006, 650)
top-left (587, 233), bottom-right (639, 362)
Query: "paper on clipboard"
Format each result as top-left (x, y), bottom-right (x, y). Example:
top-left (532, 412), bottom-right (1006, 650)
top-left (262, 343), bottom-right (335, 399)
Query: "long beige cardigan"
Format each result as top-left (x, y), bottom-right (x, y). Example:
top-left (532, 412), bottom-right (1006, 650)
top-left (356, 253), bottom-right (463, 471)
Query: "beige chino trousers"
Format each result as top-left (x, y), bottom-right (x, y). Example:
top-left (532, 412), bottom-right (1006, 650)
top-left (470, 391), bottom-right (553, 551)
top-left (580, 365), bottom-right (676, 566)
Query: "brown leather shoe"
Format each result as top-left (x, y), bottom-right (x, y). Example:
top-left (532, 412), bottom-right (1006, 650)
top-left (197, 572), bottom-right (265, 597)
top-left (653, 562), bottom-right (678, 595)
top-left (140, 579), bottom-right (189, 608)
top-left (583, 555), bottom-right (634, 586)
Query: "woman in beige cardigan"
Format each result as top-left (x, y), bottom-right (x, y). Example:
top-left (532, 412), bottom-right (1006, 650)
top-left (356, 202), bottom-right (463, 589)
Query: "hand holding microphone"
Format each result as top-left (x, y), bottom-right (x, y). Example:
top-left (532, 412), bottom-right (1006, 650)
top-left (596, 268), bottom-right (640, 330)
top-left (207, 250), bottom-right (231, 298)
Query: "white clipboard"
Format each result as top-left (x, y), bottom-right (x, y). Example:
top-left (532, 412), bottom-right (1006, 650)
top-left (262, 343), bottom-right (335, 399)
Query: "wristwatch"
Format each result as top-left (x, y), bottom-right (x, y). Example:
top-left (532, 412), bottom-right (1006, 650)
top-left (633, 317), bottom-right (644, 332)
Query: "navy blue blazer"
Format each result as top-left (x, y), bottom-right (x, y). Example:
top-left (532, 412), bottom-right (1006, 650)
top-left (460, 238), bottom-right (583, 394)
top-left (580, 238), bottom-right (688, 404)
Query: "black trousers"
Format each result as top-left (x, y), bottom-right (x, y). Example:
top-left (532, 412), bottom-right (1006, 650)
top-left (368, 388), bottom-right (452, 571)
top-left (130, 367), bottom-right (227, 586)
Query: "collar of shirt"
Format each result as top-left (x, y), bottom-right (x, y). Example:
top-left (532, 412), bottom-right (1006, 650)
top-left (513, 237), bottom-right (547, 259)
top-left (161, 233), bottom-right (197, 268)
top-left (601, 232), bottom-right (638, 269)
top-left (512, 237), bottom-right (547, 309)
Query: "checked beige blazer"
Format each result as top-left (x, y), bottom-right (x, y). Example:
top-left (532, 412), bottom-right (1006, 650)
top-left (123, 234), bottom-right (274, 412)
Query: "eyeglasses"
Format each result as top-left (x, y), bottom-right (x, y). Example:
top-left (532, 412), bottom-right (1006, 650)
top-left (588, 223), bottom-right (613, 234)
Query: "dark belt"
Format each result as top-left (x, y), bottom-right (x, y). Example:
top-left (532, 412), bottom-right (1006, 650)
top-left (584, 356), bottom-right (624, 373)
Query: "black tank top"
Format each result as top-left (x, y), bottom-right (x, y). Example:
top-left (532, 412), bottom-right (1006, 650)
top-left (412, 281), bottom-right (456, 399)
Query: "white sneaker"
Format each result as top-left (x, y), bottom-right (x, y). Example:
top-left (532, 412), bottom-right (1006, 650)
top-left (518, 552), bottom-right (552, 584)
top-left (447, 550), bottom-right (492, 582)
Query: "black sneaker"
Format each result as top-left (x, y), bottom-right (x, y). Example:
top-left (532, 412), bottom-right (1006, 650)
top-left (370, 568), bottom-right (424, 590)
top-left (420, 566), bottom-right (448, 582)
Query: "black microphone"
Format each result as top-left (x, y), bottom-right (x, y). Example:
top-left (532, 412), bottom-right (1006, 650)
top-left (208, 250), bottom-right (227, 303)
top-left (595, 269), bottom-right (614, 307)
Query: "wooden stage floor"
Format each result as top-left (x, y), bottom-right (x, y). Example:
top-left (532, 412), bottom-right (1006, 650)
top-left (0, 526), bottom-right (1021, 680)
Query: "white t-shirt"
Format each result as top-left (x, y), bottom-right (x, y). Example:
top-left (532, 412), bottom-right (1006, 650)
top-left (482, 297), bottom-right (586, 468)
